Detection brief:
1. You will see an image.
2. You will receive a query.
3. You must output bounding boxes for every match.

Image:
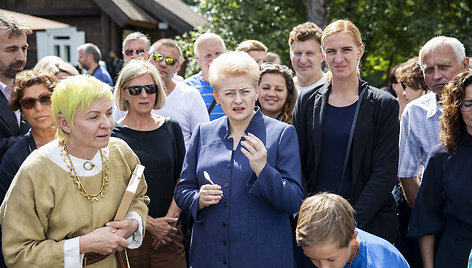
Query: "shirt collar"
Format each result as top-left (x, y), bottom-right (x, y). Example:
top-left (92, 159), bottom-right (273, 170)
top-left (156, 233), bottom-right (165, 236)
top-left (0, 80), bottom-right (11, 99)
top-left (222, 107), bottom-right (263, 139)
top-left (425, 92), bottom-right (443, 119)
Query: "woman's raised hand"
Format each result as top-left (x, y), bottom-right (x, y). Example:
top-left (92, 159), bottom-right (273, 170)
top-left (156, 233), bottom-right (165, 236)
top-left (241, 133), bottom-right (267, 177)
top-left (198, 184), bottom-right (223, 210)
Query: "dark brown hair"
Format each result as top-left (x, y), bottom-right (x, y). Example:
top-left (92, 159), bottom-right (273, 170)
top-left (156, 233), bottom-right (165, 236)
top-left (10, 70), bottom-right (57, 111)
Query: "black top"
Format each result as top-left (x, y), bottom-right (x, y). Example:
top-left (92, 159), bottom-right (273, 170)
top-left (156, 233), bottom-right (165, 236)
top-left (0, 131), bottom-right (36, 203)
top-left (293, 79), bottom-right (400, 243)
top-left (408, 132), bottom-right (472, 267)
top-left (112, 119), bottom-right (185, 218)
top-left (316, 102), bottom-right (356, 198)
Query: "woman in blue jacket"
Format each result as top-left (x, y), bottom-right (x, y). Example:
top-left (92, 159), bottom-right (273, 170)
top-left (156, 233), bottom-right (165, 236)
top-left (174, 51), bottom-right (304, 268)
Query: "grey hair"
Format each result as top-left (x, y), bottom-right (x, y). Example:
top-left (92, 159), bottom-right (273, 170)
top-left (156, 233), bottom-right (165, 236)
top-left (122, 32), bottom-right (151, 53)
top-left (194, 32), bottom-right (226, 57)
top-left (0, 14), bottom-right (32, 37)
top-left (419, 36), bottom-right (466, 70)
top-left (77, 43), bottom-right (101, 63)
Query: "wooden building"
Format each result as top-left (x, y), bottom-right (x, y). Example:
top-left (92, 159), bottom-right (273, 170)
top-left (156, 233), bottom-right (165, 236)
top-left (1, 0), bottom-right (207, 69)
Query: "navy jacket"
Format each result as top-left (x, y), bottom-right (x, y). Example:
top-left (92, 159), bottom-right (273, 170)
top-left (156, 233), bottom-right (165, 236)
top-left (175, 109), bottom-right (303, 268)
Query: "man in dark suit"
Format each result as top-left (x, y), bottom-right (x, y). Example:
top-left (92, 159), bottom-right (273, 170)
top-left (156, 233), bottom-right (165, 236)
top-left (0, 14), bottom-right (31, 159)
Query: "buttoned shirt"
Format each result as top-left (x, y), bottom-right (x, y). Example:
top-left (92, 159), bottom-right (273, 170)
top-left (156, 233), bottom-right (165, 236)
top-left (0, 81), bottom-right (20, 127)
top-left (398, 92), bottom-right (442, 178)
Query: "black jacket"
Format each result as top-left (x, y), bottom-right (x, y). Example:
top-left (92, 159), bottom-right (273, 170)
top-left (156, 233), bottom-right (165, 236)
top-left (293, 79), bottom-right (400, 243)
top-left (0, 91), bottom-right (29, 158)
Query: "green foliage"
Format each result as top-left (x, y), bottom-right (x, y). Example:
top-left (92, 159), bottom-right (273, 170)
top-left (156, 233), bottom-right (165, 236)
top-left (177, 0), bottom-right (472, 86)
top-left (176, 0), bottom-right (306, 78)
top-left (327, 0), bottom-right (472, 87)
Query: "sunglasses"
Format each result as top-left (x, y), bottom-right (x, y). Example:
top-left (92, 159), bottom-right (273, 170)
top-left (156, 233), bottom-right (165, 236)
top-left (400, 82), bottom-right (407, 89)
top-left (260, 62), bottom-right (289, 70)
top-left (152, 53), bottom-right (178, 66)
top-left (20, 92), bottom-right (52, 110)
top-left (124, 49), bottom-right (146, 57)
top-left (126, 84), bottom-right (158, 96)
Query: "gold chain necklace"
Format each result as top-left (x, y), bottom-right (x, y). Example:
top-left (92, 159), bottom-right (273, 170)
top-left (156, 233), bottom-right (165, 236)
top-left (59, 142), bottom-right (109, 202)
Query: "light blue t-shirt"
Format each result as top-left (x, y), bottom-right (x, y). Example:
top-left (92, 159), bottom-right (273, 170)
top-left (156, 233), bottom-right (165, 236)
top-left (183, 72), bottom-right (224, 121)
top-left (347, 228), bottom-right (409, 268)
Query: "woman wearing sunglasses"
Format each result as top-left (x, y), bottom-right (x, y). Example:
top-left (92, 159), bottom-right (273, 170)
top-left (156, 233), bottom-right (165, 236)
top-left (257, 63), bottom-right (298, 124)
top-left (174, 51), bottom-right (303, 267)
top-left (0, 75), bottom-right (149, 267)
top-left (409, 71), bottom-right (472, 267)
top-left (112, 60), bottom-right (187, 267)
top-left (0, 70), bottom-right (57, 202)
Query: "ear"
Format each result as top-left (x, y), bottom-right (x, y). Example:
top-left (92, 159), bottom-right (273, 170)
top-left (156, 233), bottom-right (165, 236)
top-left (57, 114), bottom-right (72, 134)
top-left (462, 57), bottom-right (470, 70)
top-left (213, 90), bottom-right (220, 105)
top-left (358, 44), bottom-right (365, 60)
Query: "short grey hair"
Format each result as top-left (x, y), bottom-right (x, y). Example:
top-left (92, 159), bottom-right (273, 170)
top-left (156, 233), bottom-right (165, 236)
top-left (77, 43), bottom-right (101, 63)
top-left (0, 14), bottom-right (32, 38)
top-left (122, 32), bottom-right (150, 53)
top-left (419, 36), bottom-right (466, 70)
top-left (194, 32), bottom-right (225, 57)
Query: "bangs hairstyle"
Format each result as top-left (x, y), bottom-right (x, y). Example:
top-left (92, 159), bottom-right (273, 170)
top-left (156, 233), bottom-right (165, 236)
top-left (209, 51), bottom-right (260, 92)
top-left (257, 66), bottom-right (298, 124)
top-left (52, 75), bottom-right (112, 143)
top-left (115, 59), bottom-right (166, 111)
top-left (10, 70), bottom-right (57, 111)
top-left (296, 193), bottom-right (356, 249)
top-left (419, 36), bottom-right (466, 70)
top-left (440, 71), bottom-right (472, 151)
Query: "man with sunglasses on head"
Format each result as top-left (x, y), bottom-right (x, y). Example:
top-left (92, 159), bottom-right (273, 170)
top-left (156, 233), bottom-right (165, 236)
top-left (0, 14), bottom-right (32, 160)
top-left (122, 32), bottom-right (151, 63)
top-left (148, 39), bottom-right (209, 149)
top-left (183, 32), bottom-right (226, 120)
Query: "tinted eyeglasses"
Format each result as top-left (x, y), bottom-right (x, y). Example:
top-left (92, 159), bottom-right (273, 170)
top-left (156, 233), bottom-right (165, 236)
top-left (152, 53), bottom-right (178, 66)
top-left (260, 62), bottom-right (289, 70)
top-left (126, 84), bottom-right (158, 96)
top-left (124, 49), bottom-right (146, 57)
top-left (460, 100), bottom-right (472, 112)
top-left (20, 92), bottom-right (52, 110)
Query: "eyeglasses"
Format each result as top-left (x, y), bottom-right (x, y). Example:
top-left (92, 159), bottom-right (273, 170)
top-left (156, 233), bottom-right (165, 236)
top-left (260, 62), bottom-right (289, 70)
top-left (152, 53), bottom-right (178, 66)
top-left (20, 92), bottom-right (52, 109)
top-left (124, 49), bottom-right (146, 57)
top-left (460, 100), bottom-right (472, 112)
top-left (400, 82), bottom-right (407, 89)
top-left (126, 84), bottom-right (158, 96)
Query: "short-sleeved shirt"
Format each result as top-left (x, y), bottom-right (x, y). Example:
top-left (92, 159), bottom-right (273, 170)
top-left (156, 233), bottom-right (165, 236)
top-left (183, 72), bottom-right (224, 121)
top-left (398, 92), bottom-right (442, 178)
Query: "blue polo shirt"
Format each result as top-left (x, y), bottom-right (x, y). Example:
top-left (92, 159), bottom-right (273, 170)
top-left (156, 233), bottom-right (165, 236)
top-left (184, 72), bottom-right (224, 121)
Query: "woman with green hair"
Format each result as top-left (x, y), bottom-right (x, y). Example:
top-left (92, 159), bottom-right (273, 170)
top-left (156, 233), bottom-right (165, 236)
top-left (0, 75), bottom-right (149, 267)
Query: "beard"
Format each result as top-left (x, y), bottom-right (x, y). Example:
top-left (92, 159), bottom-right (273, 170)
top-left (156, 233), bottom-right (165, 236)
top-left (4, 60), bottom-right (26, 79)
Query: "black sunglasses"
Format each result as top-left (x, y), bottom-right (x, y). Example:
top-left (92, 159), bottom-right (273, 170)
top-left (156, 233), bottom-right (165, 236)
top-left (152, 53), bottom-right (178, 66)
top-left (126, 84), bottom-right (158, 96)
top-left (20, 92), bottom-right (52, 110)
top-left (124, 49), bottom-right (146, 57)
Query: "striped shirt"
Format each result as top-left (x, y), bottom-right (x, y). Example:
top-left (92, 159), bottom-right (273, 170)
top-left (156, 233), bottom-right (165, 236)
top-left (398, 92), bottom-right (442, 178)
top-left (184, 72), bottom-right (225, 121)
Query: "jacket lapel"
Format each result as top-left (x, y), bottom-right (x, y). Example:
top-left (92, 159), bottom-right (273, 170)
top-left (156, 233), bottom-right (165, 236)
top-left (313, 83), bottom-right (331, 172)
top-left (0, 92), bottom-right (20, 135)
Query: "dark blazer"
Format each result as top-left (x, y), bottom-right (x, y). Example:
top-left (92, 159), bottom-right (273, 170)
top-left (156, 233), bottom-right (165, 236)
top-left (0, 92), bottom-right (29, 158)
top-left (293, 79), bottom-right (400, 243)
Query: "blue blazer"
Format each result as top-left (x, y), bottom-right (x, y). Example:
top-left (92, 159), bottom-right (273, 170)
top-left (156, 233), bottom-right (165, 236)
top-left (175, 109), bottom-right (303, 268)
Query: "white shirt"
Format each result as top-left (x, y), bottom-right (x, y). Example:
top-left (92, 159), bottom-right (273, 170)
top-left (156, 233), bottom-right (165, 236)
top-left (295, 73), bottom-right (326, 93)
top-left (113, 82), bottom-right (209, 149)
top-left (398, 92), bottom-right (442, 178)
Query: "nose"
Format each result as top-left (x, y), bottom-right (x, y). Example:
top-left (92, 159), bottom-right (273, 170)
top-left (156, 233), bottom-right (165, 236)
top-left (34, 100), bottom-right (44, 111)
top-left (299, 53), bottom-right (307, 63)
top-left (267, 88), bottom-right (276, 97)
top-left (234, 92), bottom-right (243, 103)
top-left (432, 68), bottom-right (443, 80)
top-left (100, 115), bottom-right (113, 129)
top-left (334, 51), bottom-right (344, 62)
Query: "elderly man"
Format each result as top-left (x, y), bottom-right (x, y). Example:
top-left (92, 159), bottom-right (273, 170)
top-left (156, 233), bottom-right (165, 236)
top-left (77, 43), bottom-right (113, 86)
top-left (183, 33), bottom-right (226, 120)
top-left (0, 14), bottom-right (31, 158)
top-left (398, 36), bottom-right (469, 207)
top-left (289, 22), bottom-right (325, 92)
top-left (122, 32), bottom-right (150, 63)
top-left (148, 39), bottom-right (209, 148)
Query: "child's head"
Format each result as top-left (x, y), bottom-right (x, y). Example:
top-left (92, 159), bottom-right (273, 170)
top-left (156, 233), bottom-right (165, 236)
top-left (296, 193), bottom-right (358, 267)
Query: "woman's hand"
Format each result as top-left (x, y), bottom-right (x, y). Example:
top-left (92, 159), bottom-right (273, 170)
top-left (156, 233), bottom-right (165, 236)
top-left (241, 133), bottom-right (267, 177)
top-left (79, 227), bottom-right (129, 255)
top-left (146, 216), bottom-right (178, 250)
top-left (106, 219), bottom-right (139, 240)
top-left (198, 184), bottom-right (222, 210)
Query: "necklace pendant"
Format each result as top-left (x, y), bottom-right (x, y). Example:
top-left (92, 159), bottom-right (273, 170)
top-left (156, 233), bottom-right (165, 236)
top-left (83, 161), bottom-right (95, 171)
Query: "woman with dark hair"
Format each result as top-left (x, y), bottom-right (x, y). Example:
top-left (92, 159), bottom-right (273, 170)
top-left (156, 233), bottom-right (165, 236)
top-left (409, 70), bottom-right (472, 268)
top-left (0, 70), bottom-right (57, 201)
top-left (397, 56), bottom-right (428, 103)
top-left (257, 63), bottom-right (298, 124)
top-left (387, 64), bottom-right (408, 118)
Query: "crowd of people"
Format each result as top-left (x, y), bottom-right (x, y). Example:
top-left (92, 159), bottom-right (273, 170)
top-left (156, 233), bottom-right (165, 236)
top-left (0, 10), bottom-right (471, 268)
